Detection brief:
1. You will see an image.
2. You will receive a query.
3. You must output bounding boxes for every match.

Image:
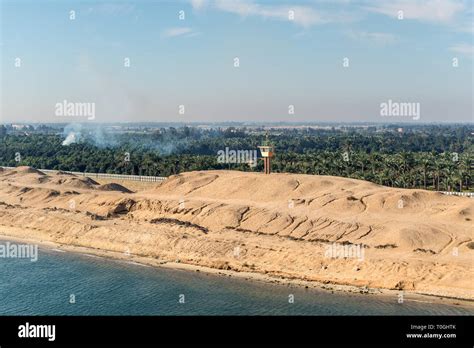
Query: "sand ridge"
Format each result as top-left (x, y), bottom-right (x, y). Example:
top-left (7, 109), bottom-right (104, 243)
top-left (0, 167), bottom-right (472, 300)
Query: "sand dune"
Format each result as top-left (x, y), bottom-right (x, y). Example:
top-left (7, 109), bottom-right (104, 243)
top-left (97, 183), bottom-right (134, 193)
top-left (0, 167), bottom-right (472, 300)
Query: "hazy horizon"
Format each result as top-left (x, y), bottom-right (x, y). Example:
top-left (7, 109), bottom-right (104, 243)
top-left (3, 120), bottom-right (473, 126)
top-left (1, 0), bottom-right (473, 123)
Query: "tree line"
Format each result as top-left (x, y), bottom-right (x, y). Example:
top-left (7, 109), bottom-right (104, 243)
top-left (0, 125), bottom-right (472, 191)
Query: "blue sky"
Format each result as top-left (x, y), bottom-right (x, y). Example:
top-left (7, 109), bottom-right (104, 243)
top-left (1, 0), bottom-right (473, 123)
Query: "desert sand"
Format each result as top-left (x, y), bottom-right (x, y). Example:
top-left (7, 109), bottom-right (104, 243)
top-left (0, 166), bottom-right (472, 301)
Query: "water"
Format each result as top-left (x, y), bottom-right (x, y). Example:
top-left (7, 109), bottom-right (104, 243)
top-left (0, 245), bottom-right (472, 315)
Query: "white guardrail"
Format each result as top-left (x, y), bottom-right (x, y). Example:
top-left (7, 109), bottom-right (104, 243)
top-left (1, 166), bottom-right (473, 195)
top-left (1, 166), bottom-right (166, 183)
top-left (439, 191), bottom-right (474, 198)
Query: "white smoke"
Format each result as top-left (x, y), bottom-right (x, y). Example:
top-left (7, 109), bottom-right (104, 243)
top-left (62, 132), bottom-right (78, 146)
top-left (61, 123), bottom-right (84, 146)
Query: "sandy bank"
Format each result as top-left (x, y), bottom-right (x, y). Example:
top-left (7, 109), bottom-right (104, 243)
top-left (0, 167), bottom-right (473, 301)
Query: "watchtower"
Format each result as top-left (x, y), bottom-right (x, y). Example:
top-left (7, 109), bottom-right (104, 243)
top-left (258, 134), bottom-right (274, 174)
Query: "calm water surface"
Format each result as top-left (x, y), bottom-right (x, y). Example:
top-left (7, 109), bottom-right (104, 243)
top-left (1, 245), bottom-right (473, 315)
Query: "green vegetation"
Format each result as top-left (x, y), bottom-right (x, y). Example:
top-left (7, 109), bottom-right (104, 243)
top-left (0, 125), bottom-right (472, 191)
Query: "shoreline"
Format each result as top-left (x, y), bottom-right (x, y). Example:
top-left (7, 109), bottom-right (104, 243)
top-left (1, 233), bottom-right (473, 309)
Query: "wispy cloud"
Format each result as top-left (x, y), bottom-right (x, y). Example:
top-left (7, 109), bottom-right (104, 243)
top-left (347, 30), bottom-right (398, 45)
top-left (191, 0), bottom-right (358, 28)
top-left (456, 22), bottom-right (474, 34)
top-left (191, 0), bottom-right (208, 10)
top-left (88, 3), bottom-right (136, 16)
top-left (365, 0), bottom-right (466, 24)
top-left (450, 43), bottom-right (474, 57)
top-left (161, 27), bottom-right (199, 38)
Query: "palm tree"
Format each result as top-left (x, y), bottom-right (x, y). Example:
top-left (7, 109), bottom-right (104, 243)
top-left (420, 154), bottom-right (432, 189)
top-left (433, 159), bottom-right (443, 191)
top-left (460, 156), bottom-right (472, 191)
top-left (443, 165), bottom-right (455, 192)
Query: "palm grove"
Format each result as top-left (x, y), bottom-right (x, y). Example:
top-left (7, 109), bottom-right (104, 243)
top-left (0, 124), bottom-right (472, 192)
